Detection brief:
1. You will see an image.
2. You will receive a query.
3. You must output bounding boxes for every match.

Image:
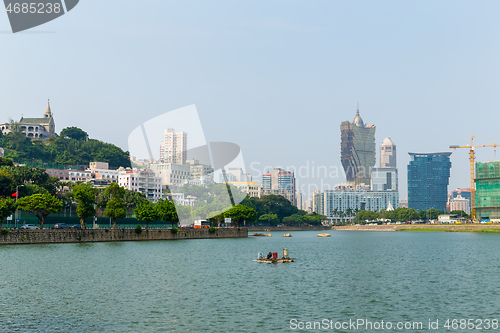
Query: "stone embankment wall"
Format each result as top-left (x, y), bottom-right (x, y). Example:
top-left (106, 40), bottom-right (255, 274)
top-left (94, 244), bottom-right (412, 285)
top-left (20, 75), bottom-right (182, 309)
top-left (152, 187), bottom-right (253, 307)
top-left (247, 226), bottom-right (330, 232)
top-left (333, 224), bottom-right (500, 231)
top-left (0, 228), bottom-right (247, 245)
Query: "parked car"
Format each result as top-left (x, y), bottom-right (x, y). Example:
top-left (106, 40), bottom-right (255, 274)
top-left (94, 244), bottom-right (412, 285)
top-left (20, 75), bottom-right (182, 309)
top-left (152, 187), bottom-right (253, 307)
top-left (52, 223), bottom-right (71, 229)
top-left (71, 224), bottom-right (82, 229)
top-left (20, 224), bottom-right (39, 230)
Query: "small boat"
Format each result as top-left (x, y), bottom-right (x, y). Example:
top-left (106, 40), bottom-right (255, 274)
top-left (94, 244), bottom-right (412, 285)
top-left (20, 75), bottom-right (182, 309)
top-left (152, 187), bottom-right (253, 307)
top-left (252, 233), bottom-right (267, 237)
top-left (317, 233), bottom-right (331, 237)
top-left (283, 233), bottom-right (292, 237)
top-left (253, 249), bottom-right (294, 263)
top-left (267, 233), bottom-right (272, 237)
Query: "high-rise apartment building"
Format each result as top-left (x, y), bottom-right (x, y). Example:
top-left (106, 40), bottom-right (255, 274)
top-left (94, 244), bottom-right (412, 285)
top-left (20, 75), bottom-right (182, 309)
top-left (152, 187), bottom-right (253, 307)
top-left (475, 161), bottom-right (500, 221)
top-left (261, 168), bottom-right (296, 205)
top-left (407, 152), bottom-right (452, 211)
top-left (340, 105), bottom-right (376, 186)
top-left (160, 128), bottom-right (187, 165)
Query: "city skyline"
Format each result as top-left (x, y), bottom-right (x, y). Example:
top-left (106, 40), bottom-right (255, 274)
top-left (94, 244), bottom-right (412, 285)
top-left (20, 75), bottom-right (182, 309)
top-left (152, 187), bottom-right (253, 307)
top-left (2, 1), bottom-right (500, 200)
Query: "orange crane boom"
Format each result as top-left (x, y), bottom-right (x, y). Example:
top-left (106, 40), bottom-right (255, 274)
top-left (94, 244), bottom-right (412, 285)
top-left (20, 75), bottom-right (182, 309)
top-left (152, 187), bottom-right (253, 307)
top-left (450, 136), bottom-right (499, 220)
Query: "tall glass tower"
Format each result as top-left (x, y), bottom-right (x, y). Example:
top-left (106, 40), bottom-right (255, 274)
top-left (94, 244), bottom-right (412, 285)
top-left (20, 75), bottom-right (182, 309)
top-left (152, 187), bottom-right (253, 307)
top-left (407, 152), bottom-right (452, 211)
top-left (340, 104), bottom-right (376, 186)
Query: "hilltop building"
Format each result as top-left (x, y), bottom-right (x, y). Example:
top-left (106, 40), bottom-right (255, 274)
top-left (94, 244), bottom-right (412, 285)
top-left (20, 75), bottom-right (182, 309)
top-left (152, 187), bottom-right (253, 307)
top-left (187, 159), bottom-right (214, 185)
top-left (340, 104), bottom-right (376, 186)
top-left (261, 168), bottom-right (296, 205)
top-left (1, 101), bottom-right (56, 139)
top-left (219, 167), bottom-right (251, 183)
top-left (150, 162), bottom-right (191, 187)
top-left (475, 161), bottom-right (500, 221)
top-left (407, 152), bottom-right (452, 211)
top-left (227, 181), bottom-right (261, 198)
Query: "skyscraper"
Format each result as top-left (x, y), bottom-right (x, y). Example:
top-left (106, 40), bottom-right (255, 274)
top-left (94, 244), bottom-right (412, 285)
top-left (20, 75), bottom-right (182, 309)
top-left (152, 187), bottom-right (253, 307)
top-left (371, 137), bottom-right (398, 191)
top-left (380, 137), bottom-right (396, 168)
top-left (340, 104), bottom-right (376, 185)
top-left (261, 168), bottom-right (296, 205)
top-left (160, 128), bottom-right (187, 164)
top-left (407, 152), bottom-right (452, 211)
top-left (475, 161), bottom-right (500, 220)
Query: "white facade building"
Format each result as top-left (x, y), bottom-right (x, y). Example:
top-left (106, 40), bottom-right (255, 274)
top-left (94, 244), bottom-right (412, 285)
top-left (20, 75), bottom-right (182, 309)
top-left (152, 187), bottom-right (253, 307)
top-left (219, 167), bottom-right (251, 183)
top-left (227, 181), bottom-right (261, 198)
top-left (118, 169), bottom-right (162, 202)
top-left (170, 193), bottom-right (196, 207)
top-left (160, 128), bottom-right (187, 165)
top-left (380, 137), bottom-right (397, 168)
top-left (449, 194), bottom-right (471, 214)
top-left (314, 190), bottom-right (399, 223)
top-left (1, 101), bottom-right (55, 140)
top-left (150, 162), bottom-right (191, 186)
top-left (187, 159), bottom-right (214, 185)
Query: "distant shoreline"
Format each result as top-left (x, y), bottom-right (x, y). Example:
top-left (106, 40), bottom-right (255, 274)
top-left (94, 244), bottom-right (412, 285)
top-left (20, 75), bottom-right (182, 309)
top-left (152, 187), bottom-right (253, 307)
top-left (332, 224), bottom-right (500, 232)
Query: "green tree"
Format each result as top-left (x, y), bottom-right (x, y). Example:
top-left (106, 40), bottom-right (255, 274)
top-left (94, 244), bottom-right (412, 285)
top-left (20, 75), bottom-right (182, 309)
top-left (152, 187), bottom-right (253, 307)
top-left (134, 201), bottom-right (159, 229)
top-left (156, 199), bottom-right (179, 228)
top-left (0, 169), bottom-right (16, 197)
top-left (72, 184), bottom-right (96, 229)
top-left (260, 194), bottom-right (298, 222)
top-left (282, 214), bottom-right (305, 225)
top-left (224, 204), bottom-right (257, 228)
top-left (0, 198), bottom-right (16, 230)
top-left (123, 190), bottom-right (147, 216)
top-left (102, 183), bottom-right (126, 229)
top-left (0, 157), bottom-right (14, 167)
top-left (60, 127), bottom-right (89, 141)
top-left (258, 213), bottom-right (279, 225)
top-left (16, 193), bottom-right (62, 229)
top-left (449, 210), bottom-right (470, 219)
top-left (104, 198), bottom-right (127, 229)
top-left (207, 210), bottom-right (225, 227)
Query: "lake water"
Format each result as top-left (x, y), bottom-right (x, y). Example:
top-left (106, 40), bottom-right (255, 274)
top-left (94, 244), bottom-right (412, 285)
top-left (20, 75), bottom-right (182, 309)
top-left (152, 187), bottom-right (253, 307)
top-left (1, 230), bottom-right (500, 332)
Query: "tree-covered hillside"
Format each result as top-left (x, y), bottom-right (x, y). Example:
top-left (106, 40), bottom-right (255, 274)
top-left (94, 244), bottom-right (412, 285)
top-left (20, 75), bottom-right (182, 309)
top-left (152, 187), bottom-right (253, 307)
top-left (0, 125), bottom-right (131, 169)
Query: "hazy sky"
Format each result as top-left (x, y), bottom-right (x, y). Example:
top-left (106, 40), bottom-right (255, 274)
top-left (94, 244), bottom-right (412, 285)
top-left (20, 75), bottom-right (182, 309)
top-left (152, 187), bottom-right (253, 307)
top-left (2, 0), bottom-right (500, 199)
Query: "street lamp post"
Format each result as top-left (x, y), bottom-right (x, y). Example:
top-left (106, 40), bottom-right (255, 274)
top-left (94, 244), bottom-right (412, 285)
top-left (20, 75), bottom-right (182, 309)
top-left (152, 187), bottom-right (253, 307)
top-left (14, 184), bottom-right (24, 229)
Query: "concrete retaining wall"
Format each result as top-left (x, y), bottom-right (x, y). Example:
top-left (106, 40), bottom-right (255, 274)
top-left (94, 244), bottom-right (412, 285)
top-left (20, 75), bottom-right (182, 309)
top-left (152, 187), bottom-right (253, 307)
top-left (0, 228), bottom-right (247, 245)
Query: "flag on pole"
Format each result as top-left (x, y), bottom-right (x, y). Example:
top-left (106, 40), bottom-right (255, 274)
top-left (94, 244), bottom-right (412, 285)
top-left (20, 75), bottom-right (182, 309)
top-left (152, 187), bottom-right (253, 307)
top-left (11, 192), bottom-right (17, 197)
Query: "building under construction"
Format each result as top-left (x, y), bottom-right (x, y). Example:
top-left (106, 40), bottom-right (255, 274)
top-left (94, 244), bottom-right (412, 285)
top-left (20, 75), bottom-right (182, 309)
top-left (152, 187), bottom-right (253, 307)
top-left (340, 105), bottom-right (376, 186)
top-left (475, 161), bottom-right (500, 220)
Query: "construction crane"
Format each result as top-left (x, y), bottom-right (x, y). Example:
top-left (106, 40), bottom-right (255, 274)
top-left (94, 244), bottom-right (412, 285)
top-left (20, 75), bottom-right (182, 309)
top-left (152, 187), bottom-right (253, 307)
top-left (450, 136), bottom-right (499, 220)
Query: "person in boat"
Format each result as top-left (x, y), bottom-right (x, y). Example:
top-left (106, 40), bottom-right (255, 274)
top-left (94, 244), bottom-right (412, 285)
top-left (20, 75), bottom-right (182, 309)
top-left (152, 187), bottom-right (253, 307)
top-left (266, 252), bottom-right (272, 259)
